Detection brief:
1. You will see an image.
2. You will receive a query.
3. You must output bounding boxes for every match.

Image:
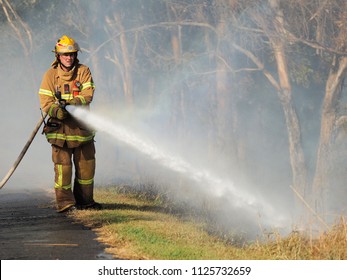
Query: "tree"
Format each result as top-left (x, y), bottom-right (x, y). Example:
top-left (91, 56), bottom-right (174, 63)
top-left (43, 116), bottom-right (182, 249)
top-left (231, 0), bottom-right (309, 204)
top-left (308, 0), bottom-right (347, 215)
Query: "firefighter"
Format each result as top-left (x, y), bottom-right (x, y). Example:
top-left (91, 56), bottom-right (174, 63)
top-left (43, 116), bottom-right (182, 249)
top-left (38, 35), bottom-right (101, 212)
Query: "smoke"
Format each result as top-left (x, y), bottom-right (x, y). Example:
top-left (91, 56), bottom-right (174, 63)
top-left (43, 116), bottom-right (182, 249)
top-left (64, 104), bottom-right (290, 238)
top-left (0, 1), bottom-right (337, 239)
top-left (0, 2), bottom-right (291, 240)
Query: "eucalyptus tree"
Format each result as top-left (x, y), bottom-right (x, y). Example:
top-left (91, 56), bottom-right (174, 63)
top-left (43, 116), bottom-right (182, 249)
top-left (234, 0), bottom-right (347, 217)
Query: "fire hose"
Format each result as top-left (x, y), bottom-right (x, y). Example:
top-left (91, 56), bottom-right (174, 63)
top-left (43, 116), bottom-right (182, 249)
top-left (0, 112), bottom-right (47, 190)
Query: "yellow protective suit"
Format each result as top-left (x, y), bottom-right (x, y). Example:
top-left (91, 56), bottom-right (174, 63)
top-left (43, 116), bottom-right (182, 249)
top-left (39, 62), bottom-right (97, 212)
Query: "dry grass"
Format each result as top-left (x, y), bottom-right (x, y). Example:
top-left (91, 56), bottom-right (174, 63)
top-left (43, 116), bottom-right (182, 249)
top-left (246, 218), bottom-right (347, 259)
top-left (70, 187), bottom-right (347, 260)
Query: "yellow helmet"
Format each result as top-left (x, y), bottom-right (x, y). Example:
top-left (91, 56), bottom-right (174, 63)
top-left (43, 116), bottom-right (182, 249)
top-left (54, 35), bottom-right (80, 53)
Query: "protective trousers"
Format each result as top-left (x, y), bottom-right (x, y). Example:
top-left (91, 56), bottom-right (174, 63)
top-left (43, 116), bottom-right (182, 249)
top-left (52, 141), bottom-right (96, 212)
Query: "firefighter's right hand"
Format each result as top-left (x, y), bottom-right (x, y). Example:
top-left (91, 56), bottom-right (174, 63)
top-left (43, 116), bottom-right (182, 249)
top-left (56, 108), bottom-right (68, 120)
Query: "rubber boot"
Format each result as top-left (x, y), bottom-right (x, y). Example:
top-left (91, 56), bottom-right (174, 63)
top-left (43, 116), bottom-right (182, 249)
top-left (55, 188), bottom-right (76, 212)
top-left (73, 181), bottom-right (95, 207)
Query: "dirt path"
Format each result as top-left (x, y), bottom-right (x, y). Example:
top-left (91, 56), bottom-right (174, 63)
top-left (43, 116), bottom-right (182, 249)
top-left (0, 188), bottom-right (113, 260)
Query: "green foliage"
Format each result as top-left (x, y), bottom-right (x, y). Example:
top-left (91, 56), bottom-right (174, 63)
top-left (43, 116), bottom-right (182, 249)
top-left (71, 188), bottom-right (347, 260)
top-left (289, 57), bottom-right (314, 88)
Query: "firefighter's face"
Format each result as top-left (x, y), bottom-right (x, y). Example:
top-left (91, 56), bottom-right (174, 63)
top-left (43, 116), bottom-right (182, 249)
top-left (59, 52), bottom-right (76, 70)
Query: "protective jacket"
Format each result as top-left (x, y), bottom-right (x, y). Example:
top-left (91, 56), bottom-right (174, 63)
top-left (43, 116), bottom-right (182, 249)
top-left (39, 62), bottom-right (96, 212)
top-left (39, 63), bottom-right (95, 148)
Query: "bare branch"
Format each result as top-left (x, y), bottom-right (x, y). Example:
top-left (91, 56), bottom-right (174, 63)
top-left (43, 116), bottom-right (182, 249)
top-left (232, 43), bottom-right (281, 91)
top-left (0, 0), bottom-right (33, 56)
top-left (88, 20), bottom-right (218, 57)
top-left (284, 30), bottom-right (347, 56)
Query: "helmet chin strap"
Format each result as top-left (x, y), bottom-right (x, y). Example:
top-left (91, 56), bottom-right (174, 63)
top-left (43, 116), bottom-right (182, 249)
top-left (60, 62), bottom-right (74, 71)
top-left (57, 53), bottom-right (76, 71)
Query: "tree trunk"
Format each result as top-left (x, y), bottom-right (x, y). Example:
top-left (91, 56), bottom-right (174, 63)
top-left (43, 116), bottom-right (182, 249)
top-left (312, 0), bottom-right (347, 216)
top-left (214, 3), bottom-right (237, 156)
top-left (269, 0), bottom-right (308, 200)
top-left (166, 3), bottom-right (185, 140)
top-left (115, 13), bottom-right (134, 108)
top-left (312, 56), bottom-right (347, 214)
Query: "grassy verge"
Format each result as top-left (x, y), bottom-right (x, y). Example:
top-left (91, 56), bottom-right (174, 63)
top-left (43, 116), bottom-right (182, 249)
top-left (70, 186), bottom-right (347, 260)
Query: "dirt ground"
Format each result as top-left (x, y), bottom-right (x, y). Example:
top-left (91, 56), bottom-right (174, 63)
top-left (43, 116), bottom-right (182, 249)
top-left (0, 188), bottom-right (114, 260)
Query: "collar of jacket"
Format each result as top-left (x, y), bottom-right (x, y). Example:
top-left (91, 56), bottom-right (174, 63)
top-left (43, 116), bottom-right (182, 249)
top-left (57, 62), bottom-right (79, 81)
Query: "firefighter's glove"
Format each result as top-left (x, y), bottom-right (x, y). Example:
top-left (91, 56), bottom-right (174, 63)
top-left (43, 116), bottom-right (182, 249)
top-left (67, 98), bottom-right (81, 106)
top-left (56, 108), bottom-right (68, 120)
top-left (48, 103), bottom-right (68, 120)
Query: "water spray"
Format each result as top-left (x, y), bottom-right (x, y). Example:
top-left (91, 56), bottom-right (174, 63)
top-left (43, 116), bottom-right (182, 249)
top-left (66, 106), bottom-right (289, 230)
